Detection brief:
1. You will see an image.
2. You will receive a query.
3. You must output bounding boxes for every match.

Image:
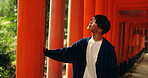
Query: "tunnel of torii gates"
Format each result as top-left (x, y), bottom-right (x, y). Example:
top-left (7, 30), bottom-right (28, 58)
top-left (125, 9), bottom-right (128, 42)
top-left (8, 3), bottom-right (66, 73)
top-left (16, 0), bottom-right (148, 78)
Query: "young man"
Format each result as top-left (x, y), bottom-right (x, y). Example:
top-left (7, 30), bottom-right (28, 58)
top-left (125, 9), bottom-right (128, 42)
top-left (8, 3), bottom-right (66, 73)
top-left (44, 15), bottom-right (117, 78)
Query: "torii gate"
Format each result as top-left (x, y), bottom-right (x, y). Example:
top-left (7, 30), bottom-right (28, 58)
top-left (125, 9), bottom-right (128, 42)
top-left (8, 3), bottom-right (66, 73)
top-left (16, 0), bottom-right (148, 78)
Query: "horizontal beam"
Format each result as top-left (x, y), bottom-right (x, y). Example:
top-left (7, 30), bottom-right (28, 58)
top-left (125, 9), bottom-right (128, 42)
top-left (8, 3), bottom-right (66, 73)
top-left (118, 7), bottom-right (148, 10)
top-left (117, 0), bottom-right (148, 3)
top-left (118, 16), bottom-right (148, 22)
top-left (117, 1), bottom-right (148, 8)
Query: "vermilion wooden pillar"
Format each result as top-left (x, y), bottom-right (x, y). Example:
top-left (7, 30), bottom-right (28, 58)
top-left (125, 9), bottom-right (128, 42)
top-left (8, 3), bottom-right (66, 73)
top-left (118, 23), bottom-right (124, 64)
top-left (131, 27), bottom-right (135, 57)
top-left (16, 0), bottom-right (45, 78)
top-left (123, 23), bottom-right (130, 62)
top-left (106, 0), bottom-right (114, 43)
top-left (143, 29), bottom-right (146, 48)
top-left (83, 0), bottom-right (95, 38)
top-left (128, 25), bottom-right (133, 59)
top-left (138, 28), bottom-right (141, 52)
top-left (105, 0), bottom-right (108, 16)
top-left (139, 29), bottom-right (142, 52)
top-left (140, 28), bottom-right (144, 50)
top-left (141, 28), bottom-right (145, 49)
top-left (136, 28), bottom-right (139, 54)
top-left (142, 28), bottom-right (145, 49)
top-left (95, 0), bottom-right (105, 15)
top-left (47, 0), bottom-right (66, 78)
top-left (132, 27), bottom-right (135, 57)
top-left (136, 28), bottom-right (139, 55)
top-left (104, 0), bottom-right (108, 38)
top-left (112, 3), bottom-right (119, 64)
top-left (133, 27), bottom-right (137, 57)
top-left (66, 0), bottom-right (84, 78)
top-left (140, 29), bottom-right (143, 50)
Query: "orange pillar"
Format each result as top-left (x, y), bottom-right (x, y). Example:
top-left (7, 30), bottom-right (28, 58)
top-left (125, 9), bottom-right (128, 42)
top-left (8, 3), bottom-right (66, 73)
top-left (112, 1), bottom-right (117, 46)
top-left (138, 28), bottom-right (141, 51)
top-left (16, 0), bottom-right (45, 78)
top-left (136, 29), bottom-right (139, 54)
top-left (106, 0), bottom-right (114, 43)
top-left (133, 27), bottom-right (137, 56)
top-left (118, 23), bottom-right (124, 64)
top-left (83, 0), bottom-right (95, 38)
top-left (142, 28), bottom-right (145, 49)
top-left (95, 0), bottom-right (105, 15)
top-left (105, 0), bottom-right (108, 16)
top-left (138, 28), bottom-right (142, 52)
top-left (131, 27), bottom-right (135, 57)
top-left (136, 28), bottom-right (139, 55)
top-left (141, 28), bottom-right (144, 50)
top-left (140, 28), bottom-right (142, 51)
top-left (47, 0), bottom-right (66, 78)
top-left (143, 29), bottom-right (146, 48)
top-left (138, 29), bottom-right (140, 53)
top-left (123, 23), bottom-right (130, 62)
top-left (66, 0), bottom-right (84, 78)
top-left (128, 25), bottom-right (133, 59)
top-left (112, 3), bottom-right (119, 64)
top-left (140, 29), bottom-right (143, 50)
top-left (140, 28), bottom-right (145, 50)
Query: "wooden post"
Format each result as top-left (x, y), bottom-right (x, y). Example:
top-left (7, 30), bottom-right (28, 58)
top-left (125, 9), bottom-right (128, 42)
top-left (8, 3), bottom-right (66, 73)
top-left (47, 0), bottom-right (66, 78)
top-left (16, 0), bottom-right (45, 77)
top-left (106, 0), bottom-right (114, 43)
top-left (95, 0), bottom-right (105, 15)
top-left (83, 0), bottom-right (95, 38)
top-left (128, 24), bottom-right (133, 59)
top-left (123, 23), bottom-right (130, 62)
top-left (112, 1), bottom-right (119, 64)
top-left (142, 28), bottom-right (145, 49)
top-left (133, 27), bottom-right (137, 57)
top-left (66, 0), bottom-right (84, 78)
top-left (118, 23), bottom-right (124, 65)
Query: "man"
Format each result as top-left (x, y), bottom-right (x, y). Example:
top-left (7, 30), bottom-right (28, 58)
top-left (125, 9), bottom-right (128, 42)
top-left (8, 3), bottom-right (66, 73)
top-left (44, 15), bottom-right (117, 78)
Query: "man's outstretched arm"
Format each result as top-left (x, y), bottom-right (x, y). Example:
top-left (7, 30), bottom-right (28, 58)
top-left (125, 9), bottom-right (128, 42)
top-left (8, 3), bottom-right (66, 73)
top-left (44, 43), bottom-right (78, 63)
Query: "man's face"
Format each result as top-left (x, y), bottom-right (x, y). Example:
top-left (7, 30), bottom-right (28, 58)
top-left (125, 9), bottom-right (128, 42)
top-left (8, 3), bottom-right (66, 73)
top-left (87, 17), bottom-right (102, 33)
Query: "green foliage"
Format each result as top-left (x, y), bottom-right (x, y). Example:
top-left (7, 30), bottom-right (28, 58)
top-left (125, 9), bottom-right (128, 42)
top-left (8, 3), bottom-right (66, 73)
top-left (64, 0), bottom-right (68, 40)
top-left (0, 17), bottom-right (16, 78)
top-left (0, 0), bottom-right (17, 77)
top-left (0, 0), bottom-right (17, 17)
top-left (65, 0), bottom-right (68, 29)
top-left (0, 67), bottom-right (9, 78)
top-left (45, 0), bottom-right (50, 46)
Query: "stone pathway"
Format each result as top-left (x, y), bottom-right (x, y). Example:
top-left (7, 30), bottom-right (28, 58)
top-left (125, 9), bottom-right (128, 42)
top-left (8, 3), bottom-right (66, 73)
top-left (120, 53), bottom-right (148, 78)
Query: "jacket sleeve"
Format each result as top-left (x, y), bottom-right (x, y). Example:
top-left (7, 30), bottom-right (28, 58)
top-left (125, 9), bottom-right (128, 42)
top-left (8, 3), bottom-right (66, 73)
top-left (107, 47), bottom-right (118, 78)
top-left (44, 42), bottom-right (78, 63)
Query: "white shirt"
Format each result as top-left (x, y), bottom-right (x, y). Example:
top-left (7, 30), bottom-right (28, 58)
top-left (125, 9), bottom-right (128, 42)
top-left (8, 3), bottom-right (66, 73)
top-left (83, 37), bottom-right (103, 78)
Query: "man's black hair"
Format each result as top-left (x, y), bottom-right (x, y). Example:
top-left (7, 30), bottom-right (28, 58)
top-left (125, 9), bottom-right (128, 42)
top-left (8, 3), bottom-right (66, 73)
top-left (94, 15), bottom-right (110, 35)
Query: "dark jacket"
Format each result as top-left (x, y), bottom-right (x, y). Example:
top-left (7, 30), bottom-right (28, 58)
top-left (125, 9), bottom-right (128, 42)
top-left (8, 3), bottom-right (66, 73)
top-left (44, 37), bottom-right (117, 78)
